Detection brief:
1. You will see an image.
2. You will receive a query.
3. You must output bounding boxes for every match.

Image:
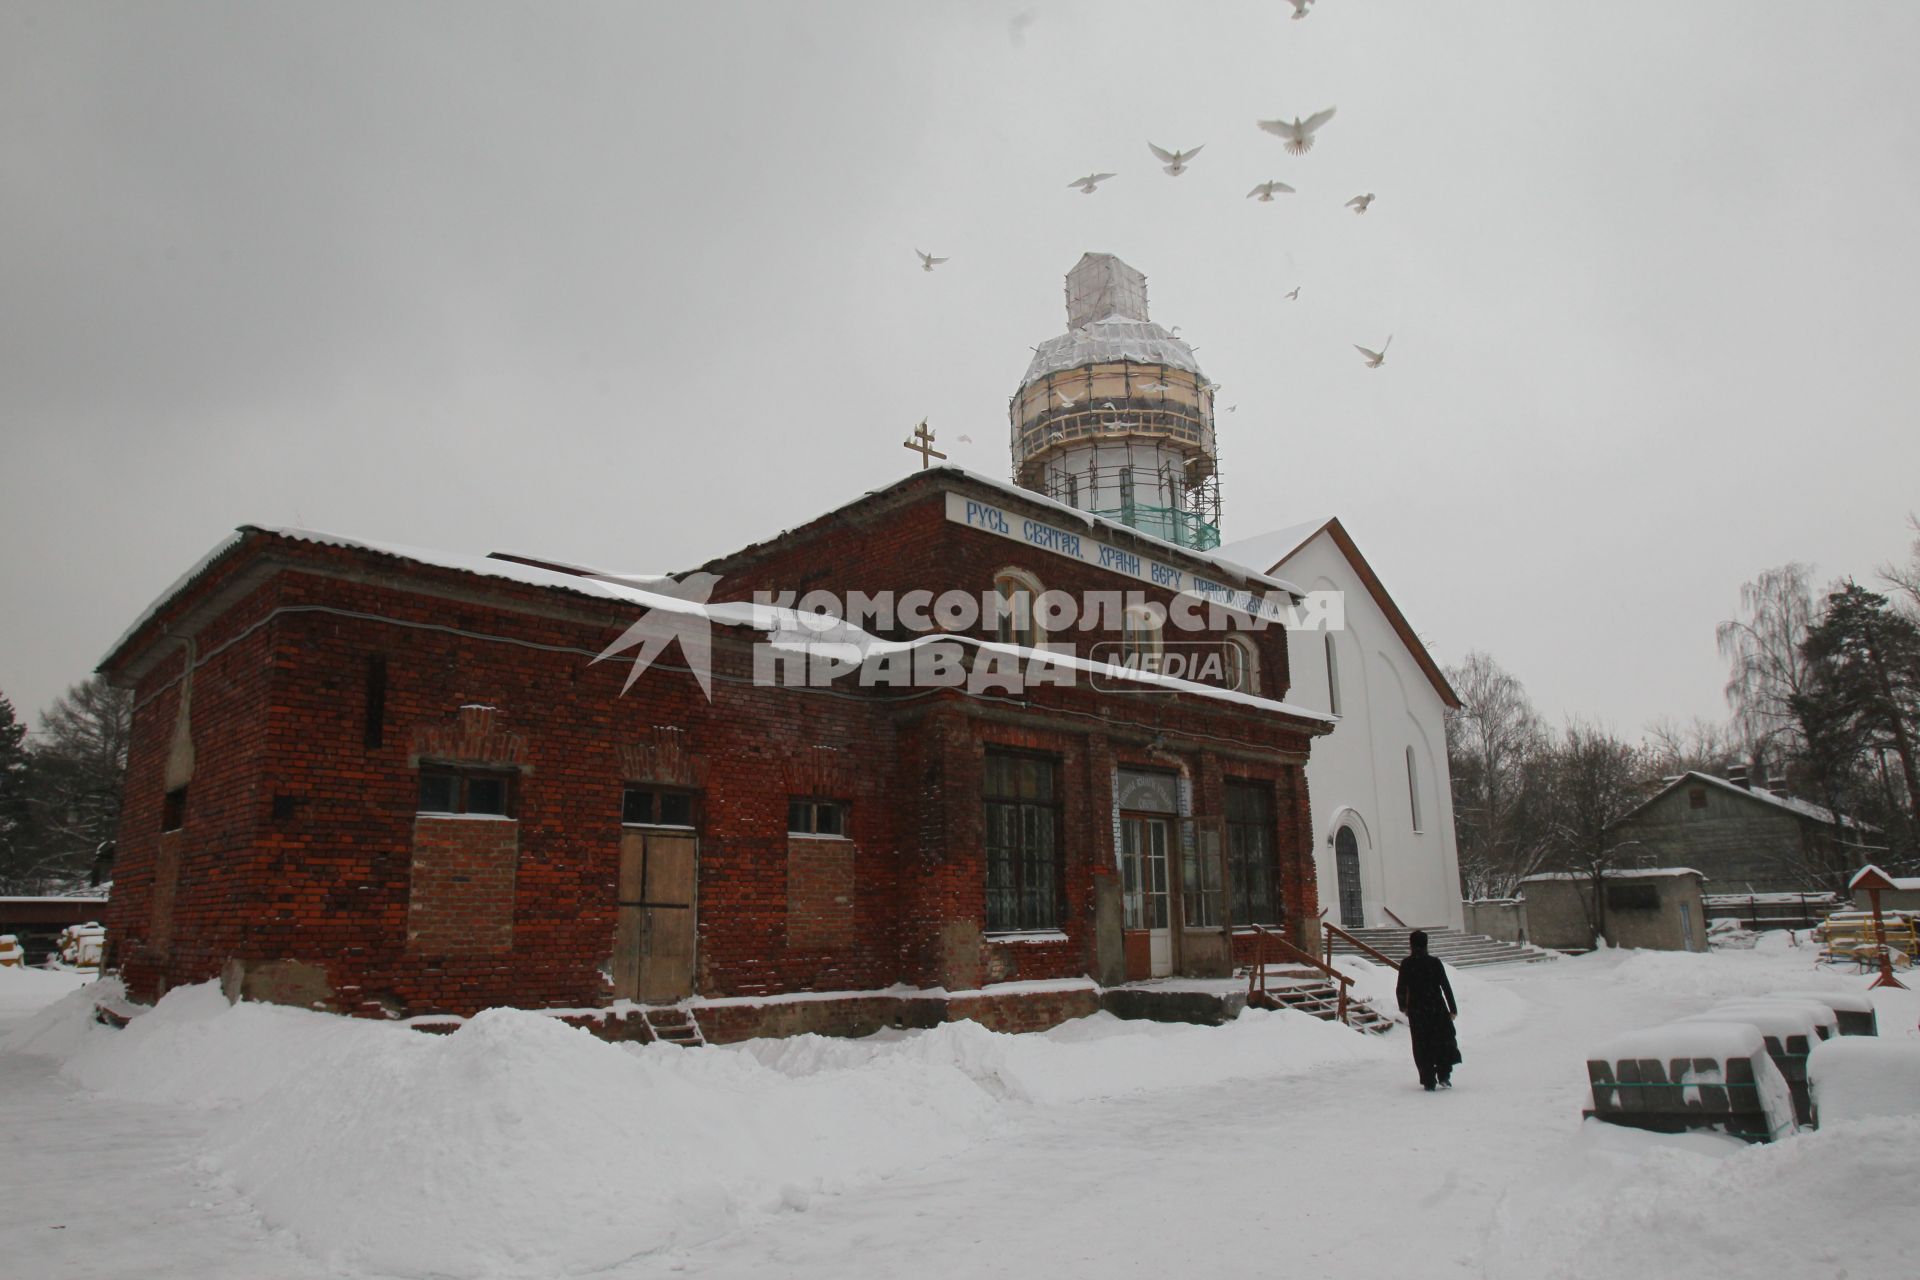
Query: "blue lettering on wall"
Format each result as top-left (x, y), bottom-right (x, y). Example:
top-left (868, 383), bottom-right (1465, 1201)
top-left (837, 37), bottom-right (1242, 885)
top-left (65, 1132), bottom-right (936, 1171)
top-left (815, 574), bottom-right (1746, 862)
top-left (1099, 546), bottom-right (1142, 578)
top-left (965, 501), bottom-right (1011, 535)
top-left (1150, 563), bottom-right (1183, 591)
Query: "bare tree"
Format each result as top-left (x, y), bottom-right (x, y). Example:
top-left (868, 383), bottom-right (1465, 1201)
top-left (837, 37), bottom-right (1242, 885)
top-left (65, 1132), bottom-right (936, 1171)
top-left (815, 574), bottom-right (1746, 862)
top-left (1717, 563), bottom-right (1821, 774)
top-left (1642, 715), bottom-right (1737, 779)
top-left (1445, 652), bottom-right (1552, 898)
top-left (1544, 720), bottom-right (1649, 946)
top-left (1882, 513), bottom-right (1920, 618)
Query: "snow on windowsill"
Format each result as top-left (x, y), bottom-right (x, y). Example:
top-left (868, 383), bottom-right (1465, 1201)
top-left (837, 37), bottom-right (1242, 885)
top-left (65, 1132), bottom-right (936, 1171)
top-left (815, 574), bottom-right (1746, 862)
top-left (985, 931), bottom-right (1071, 945)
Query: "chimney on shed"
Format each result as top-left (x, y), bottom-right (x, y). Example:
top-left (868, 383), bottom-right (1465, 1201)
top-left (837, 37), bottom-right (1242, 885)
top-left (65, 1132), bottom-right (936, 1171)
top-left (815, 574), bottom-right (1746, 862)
top-left (1727, 764), bottom-right (1750, 790)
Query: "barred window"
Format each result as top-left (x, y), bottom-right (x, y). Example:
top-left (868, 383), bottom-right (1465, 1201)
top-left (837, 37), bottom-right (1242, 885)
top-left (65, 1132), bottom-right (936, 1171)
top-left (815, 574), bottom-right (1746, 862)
top-left (984, 750), bottom-right (1061, 933)
top-left (1226, 780), bottom-right (1281, 925)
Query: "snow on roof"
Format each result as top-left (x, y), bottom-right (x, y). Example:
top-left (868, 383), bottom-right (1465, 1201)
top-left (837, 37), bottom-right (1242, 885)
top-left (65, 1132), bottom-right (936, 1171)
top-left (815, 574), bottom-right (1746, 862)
top-left (106, 523), bottom-right (1333, 726)
top-left (702, 466), bottom-right (1308, 601)
top-left (1019, 319), bottom-right (1205, 385)
top-left (1216, 520), bottom-right (1330, 575)
top-left (1668, 772), bottom-right (1874, 830)
top-left (1520, 867), bottom-right (1704, 882)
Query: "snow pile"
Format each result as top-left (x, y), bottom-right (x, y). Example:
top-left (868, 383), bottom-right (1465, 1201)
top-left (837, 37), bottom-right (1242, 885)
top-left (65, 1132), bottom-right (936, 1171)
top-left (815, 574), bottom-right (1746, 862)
top-left (734, 1006), bottom-right (1394, 1105)
top-left (1601, 933), bottom-right (1840, 1004)
top-left (25, 984), bottom-right (1400, 1277)
top-left (0, 972), bottom-right (113, 1060)
top-left (47, 986), bottom-right (1001, 1275)
top-left (1809, 1037), bottom-right (1920, 1124)
top-left (1486, 1116), bottom-right (1920, 1280)
top-left (1589, 1020), bottom-right (1798, 1139)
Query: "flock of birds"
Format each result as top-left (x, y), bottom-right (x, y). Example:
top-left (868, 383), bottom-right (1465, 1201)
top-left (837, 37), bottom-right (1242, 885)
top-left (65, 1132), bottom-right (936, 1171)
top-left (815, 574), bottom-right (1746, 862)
top-left (905, 0), bottom-right (1386, 485)
top-left (919, 6), bottom-right (1393, 378)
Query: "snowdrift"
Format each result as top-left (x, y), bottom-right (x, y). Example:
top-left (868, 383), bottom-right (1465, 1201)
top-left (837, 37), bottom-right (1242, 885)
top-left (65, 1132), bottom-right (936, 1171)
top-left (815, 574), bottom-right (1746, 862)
top-left (24, 983), bottom-right (1387, 1277)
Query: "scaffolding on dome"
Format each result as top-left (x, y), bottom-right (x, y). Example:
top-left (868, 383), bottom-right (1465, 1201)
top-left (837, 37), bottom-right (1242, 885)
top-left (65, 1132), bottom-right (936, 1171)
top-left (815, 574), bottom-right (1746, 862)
top-left (1024, 437), bottom-right (1224, 551)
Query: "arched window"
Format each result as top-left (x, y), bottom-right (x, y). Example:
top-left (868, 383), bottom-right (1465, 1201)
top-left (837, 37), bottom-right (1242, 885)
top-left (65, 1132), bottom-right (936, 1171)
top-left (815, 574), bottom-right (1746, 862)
top-left (1324, 633), bottom-right (1341, 716)
top-left (1222, 635), bottom-right (1259, 694)
top-left (992, 568), bottom-right (1045, 648)
top-left (1406, 746), bottom-right (1423, 832)
top-left (1121, 604), bottom-right (1162, 670)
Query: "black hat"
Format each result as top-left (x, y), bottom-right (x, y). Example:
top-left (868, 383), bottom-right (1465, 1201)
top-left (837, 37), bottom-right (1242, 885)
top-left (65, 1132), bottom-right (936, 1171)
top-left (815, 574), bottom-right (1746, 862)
top-left (1408, 929), bottom-right (1429, 952)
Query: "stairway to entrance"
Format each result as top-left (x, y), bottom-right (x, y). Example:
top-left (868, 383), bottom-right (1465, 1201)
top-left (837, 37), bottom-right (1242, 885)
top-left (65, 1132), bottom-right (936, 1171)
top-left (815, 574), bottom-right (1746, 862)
top-left (1326, 926), bottom-right (1554, 968)
top-left (1244, 972), bottom-right (1397, 1033)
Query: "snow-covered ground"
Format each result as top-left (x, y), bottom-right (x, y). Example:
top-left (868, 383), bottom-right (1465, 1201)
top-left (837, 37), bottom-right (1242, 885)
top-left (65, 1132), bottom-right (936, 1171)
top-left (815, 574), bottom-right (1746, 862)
top-left (1, 937), bottom-right (1915, 1280)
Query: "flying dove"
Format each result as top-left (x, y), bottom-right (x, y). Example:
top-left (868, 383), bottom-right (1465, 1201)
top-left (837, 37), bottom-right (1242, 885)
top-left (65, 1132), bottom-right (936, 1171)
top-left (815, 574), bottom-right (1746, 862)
top-left (1355, 336), bottom-right (1393, 369)
top-left (1257, 107), bottom-right (1337, 155)
top-left (916, 249), bottom-right (949, 271)
top-left (1285, 286), bottom-right (1301, 301)
top-left (1285, 0), bottom-right (1315, 18)
top-left (1247, 180), bottom-right (1296, 202)
top-left (1148, 142), bottom-right (1205, 176)
top-left (1068, 172), bottom-right (1116, 194)
top-left (1346, 193), bottom-right (1376, 214)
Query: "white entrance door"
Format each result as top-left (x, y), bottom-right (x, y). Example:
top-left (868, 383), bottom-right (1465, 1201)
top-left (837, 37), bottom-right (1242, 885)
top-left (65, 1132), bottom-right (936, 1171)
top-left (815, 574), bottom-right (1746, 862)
top-left (1121, 816), bottom-right (1173, 976)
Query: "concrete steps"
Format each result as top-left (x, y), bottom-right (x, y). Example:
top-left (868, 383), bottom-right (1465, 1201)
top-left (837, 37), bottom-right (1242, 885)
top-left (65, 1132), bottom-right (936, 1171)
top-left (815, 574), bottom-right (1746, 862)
top-left (1327, 926), bottom-right (1555, 969)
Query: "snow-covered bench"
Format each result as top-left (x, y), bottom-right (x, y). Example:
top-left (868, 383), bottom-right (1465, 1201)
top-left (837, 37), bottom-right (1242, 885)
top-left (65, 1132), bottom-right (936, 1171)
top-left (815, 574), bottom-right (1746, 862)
top-left (1772, 989), bottom-right (1878, 1037)
top-left (1585, 1022), bottom-right (1798, 1144)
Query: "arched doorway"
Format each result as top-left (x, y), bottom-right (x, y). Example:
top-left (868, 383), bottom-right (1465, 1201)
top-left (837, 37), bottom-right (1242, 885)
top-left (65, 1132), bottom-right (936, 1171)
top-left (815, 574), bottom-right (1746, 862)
top-left (1334, 825), bottom-right (1364, 929)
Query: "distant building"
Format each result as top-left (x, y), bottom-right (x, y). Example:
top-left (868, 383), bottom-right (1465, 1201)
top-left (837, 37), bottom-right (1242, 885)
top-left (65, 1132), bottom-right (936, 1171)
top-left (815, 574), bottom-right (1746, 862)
top-left (1519, 868), bottom-right (1707, 952)
top-left (1219, 518), bottom-right (1465, 932)
top-left (1608, 769), bottom-right (1881, 894)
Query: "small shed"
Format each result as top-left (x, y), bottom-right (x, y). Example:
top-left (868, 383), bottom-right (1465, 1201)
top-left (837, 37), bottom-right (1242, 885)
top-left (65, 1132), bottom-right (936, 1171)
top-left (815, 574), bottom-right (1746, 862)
top-left (1519, 868), bottom-right (1707, 952)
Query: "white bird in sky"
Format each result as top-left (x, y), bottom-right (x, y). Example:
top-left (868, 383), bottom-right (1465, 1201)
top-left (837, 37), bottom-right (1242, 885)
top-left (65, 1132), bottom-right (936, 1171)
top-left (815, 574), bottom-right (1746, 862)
top-left (916, 249), bottom-right (949, 272)
top-left (958, 434), bottom-right (974, 444)
top-left (1285, 286), bottom-right (1301, 301)
top-left (1285, 0), bottom-right (1315, 19)
top-left (1346, 193), bottom-right (1376, 214)
top-left (1054, 389), bottom-right (1080, 407)
top-left (1355, 336), bottom-right (1393, 369)
top-left (1246, 180), bottom-right (1296, 202)
top-left (1257, 107), bottom-right (1337, 155)
top-left (1068, 172), bottom-right (1116, 194)
top-left (1148, 142), bottom-right (1205, 176)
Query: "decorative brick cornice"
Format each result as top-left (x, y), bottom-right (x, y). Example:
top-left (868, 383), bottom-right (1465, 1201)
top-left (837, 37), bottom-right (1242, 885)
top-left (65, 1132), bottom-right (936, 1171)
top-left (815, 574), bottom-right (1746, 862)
top-left (410, 705), bottom-right (529, 771)
top-left (617, 726), bottom-right (708, 787)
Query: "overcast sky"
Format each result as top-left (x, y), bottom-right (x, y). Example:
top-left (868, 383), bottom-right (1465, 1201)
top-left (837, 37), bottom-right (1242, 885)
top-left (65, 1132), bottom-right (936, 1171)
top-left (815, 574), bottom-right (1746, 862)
top-left (4, 1), bottom-right (1918, 740)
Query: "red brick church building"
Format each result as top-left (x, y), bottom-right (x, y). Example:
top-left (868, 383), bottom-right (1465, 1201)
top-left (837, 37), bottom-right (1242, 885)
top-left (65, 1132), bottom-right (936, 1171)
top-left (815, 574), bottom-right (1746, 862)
top-left (100, 255), bottom-right (1341, 1039)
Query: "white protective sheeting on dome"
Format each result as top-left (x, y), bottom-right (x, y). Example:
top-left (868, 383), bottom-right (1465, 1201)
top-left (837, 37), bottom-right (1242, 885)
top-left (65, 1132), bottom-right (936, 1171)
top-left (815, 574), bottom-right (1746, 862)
top-left (1020, 319), bottom-right (1206, 385)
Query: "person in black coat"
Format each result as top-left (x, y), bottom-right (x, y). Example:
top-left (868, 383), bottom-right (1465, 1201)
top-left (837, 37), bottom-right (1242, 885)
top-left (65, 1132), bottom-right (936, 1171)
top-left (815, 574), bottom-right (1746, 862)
top-left (1395, 929), bottom-right (1460, 1091)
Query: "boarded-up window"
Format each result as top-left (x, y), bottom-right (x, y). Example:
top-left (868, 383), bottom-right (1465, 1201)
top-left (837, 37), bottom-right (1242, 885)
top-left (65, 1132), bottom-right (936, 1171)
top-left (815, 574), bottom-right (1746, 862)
top-left (408, 815), bottom-right (518, 955)
top-left (787, 837), bottom-right (855, 950)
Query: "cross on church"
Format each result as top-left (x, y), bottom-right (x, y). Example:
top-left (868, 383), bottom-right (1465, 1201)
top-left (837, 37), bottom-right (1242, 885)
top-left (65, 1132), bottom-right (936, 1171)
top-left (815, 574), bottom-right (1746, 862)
top-left (902, 418), bottom-right (947, 470)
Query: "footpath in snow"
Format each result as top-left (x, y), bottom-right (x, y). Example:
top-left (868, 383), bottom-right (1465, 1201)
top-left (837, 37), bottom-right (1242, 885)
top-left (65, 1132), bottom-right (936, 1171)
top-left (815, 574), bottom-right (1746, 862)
top-left (1, 934), bottom-right (1916, 1279)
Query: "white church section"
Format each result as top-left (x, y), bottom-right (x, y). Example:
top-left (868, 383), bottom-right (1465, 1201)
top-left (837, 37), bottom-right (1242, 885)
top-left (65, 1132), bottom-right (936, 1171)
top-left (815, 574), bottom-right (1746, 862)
top-left (1222, 520), bottom-right (1464, 932)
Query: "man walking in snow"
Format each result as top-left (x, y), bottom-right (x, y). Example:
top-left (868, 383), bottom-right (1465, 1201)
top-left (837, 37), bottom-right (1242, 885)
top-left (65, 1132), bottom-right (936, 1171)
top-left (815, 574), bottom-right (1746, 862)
top-left (1395, 929), bottom-right (1460, 1092)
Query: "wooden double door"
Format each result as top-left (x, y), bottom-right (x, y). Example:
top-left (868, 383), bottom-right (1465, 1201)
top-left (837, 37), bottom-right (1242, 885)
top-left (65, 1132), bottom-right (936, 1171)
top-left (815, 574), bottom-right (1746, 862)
top-left (612, 829), bottom-right (697, 1003)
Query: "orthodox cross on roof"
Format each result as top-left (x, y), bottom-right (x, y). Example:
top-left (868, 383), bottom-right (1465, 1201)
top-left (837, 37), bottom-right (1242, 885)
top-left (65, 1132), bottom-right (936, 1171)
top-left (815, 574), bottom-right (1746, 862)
top-left (902, 418), bottom-right (946, 470)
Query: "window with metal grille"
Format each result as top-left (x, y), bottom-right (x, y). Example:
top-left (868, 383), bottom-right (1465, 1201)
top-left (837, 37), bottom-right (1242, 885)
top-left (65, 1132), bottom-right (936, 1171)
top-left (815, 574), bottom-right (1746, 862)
top-left (1226, 780), bottom-right (1281, 925)
top-left (984, 750), bottom-right (1061, 933)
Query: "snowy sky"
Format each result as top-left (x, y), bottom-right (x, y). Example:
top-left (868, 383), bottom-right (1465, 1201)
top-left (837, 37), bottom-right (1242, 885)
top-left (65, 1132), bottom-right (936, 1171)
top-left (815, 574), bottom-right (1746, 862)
top-left (4, 1), bottom-right (1918, 738)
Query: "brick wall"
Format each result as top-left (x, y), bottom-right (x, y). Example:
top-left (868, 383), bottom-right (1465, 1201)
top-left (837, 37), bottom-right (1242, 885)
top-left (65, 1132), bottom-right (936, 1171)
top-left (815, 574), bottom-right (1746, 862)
top-left (408, 817), bottom-right (519, 955)
top-left (101, 476), bottom-right (1329, 1027)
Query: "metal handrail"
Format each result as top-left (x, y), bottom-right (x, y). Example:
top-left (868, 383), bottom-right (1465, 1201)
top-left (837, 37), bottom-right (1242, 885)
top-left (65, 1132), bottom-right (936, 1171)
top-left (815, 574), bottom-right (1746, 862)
top-left (1322, 921), bottom-right (1401, 972)
top-left (1247, 924), bottom-right (1353, 1026)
